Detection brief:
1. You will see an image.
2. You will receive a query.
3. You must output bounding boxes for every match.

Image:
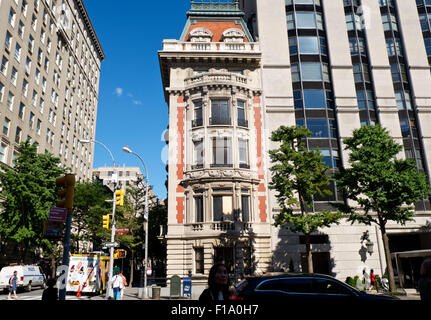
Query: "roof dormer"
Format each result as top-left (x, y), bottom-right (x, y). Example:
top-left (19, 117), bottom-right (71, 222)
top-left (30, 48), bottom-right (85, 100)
top-left (222, 28), bottom-right (245, 43)
top-left (188, 27), bottom-right (213, 43)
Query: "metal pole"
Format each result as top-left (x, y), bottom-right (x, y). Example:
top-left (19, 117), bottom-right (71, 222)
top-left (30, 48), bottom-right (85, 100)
top-left (144, 176), bottom-right (149, 298)
top-left (123, 148), bottom-right (149, 298)
top-left (107, 187), bottom-right (116, 299)
top-left (80, 139), bottom-right (116, 299)
top-left (58, 209), bottom-right (72, 300)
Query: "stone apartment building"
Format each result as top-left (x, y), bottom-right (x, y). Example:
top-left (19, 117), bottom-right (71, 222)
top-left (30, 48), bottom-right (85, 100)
top-left (159, 0), bottom-right (271, 282)
top-left (0, 0), bottom-right (104, 181)
top-left (0, 0), bottom-right (103, 266)
top-left (92, 166), bottom-right (158, 206)
top-left (160, 0), bottom-right (431, 288)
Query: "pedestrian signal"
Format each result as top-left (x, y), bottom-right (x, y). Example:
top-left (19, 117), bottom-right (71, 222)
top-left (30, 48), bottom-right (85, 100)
top-left (114, 249), bottom-right (126, 259)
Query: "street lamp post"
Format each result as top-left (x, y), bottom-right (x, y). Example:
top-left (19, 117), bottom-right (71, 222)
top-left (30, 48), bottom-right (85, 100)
top-left (122, 145), bottom-right (149, 298)
top-left (80, 139), bottom-right (117, 299)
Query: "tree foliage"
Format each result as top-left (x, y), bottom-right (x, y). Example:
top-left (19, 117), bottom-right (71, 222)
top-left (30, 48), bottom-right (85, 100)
top-left (0, 141), bottom-right (64, 259)
top-left (269, 126), bottom-right (342, 272)
top-left (335, 124), bottom-right (430, 291)
top-left (335, 125), bottom-right (430, 227)
top-left (71, 179), bottom-right (112, 252)
top-left (270, 126), bottom-right (342, 232)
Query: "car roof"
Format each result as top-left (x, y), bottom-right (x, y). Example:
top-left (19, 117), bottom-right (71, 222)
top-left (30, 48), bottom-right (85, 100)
top-left (245, 272), bottom-right (339, 280)
top-left (240, 273), bottom-right (348, 287)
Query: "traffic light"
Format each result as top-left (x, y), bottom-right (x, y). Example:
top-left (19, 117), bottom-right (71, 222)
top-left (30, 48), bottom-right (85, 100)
top-left (115, 189), bottom-right (125, 206)
top-left (102, 214), bottom-right (111, 230)
top-left (56, 174), bottom-right (75, 210)
top-left (114, 249), bottom-right (126, 259)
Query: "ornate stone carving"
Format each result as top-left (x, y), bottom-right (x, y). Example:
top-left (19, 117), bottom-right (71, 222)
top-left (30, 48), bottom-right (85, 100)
top-left (191, 131), bottom-right (204, 141)
top-left (189, 28), bottom-right (213, 43)
top-left (222, 28), bottom-right (245, 43)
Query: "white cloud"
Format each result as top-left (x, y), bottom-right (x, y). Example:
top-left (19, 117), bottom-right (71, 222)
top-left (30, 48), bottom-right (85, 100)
top-left (115, 88), bottom-right (123, 97)
top-left (132, 100), bottom-right (142, 105)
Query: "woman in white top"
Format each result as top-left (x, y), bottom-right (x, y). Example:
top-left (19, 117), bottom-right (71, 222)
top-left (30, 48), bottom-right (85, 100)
top-left (111, 268), bottom-right (123, 300)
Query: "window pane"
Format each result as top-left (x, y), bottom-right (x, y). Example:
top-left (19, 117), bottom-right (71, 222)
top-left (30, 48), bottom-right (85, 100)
top-left (195, 196), bottom-right (203, 222)
top-left (239, 139), bottom-right (248, 164)
top-left (211, 100), bottom-right (230, 121)
top-left (298, 37), bottom-right (319, 54)
top-left (241, 196), bottom-right (250, 222)
top-left (303, 90), bottom-right (326, 109)
top-left (194, 140), bottom-right (204, 165)
top-left (296, 12), bottom-right (316, 29)
top-left (301, 63), bottom-right (322, 81)
top-left (306, 118), bottom-right (328, 137)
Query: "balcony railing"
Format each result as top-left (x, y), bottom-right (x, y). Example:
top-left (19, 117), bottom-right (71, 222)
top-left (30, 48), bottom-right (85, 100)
top-left (192, 118), bottom-right (203, 127)
top-left (188, 222), bottom-right (253, 234)
top-left (162, 40), bottom-right (260, 53)
top-left (209, 117), bottom-right (231, 125)
top-left (210, 163), bottom-right (233, 168)
top-left (237, 118), bottom-right (248, 128)
top-left (239, 163), bottom-right (250, 169)
top-left (185, 72), bottom-right (247, 87)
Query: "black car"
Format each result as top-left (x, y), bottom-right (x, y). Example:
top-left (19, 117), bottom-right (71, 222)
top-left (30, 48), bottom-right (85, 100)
top-left (232, 273), bottom-right (396, 301)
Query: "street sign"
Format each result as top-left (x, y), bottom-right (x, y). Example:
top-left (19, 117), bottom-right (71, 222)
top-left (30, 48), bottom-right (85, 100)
top-left (43, 221), bottom-right (64, 239)
top-left (115, 228), bottom-right (129, 236)
top-left (105, 242), bottom-right (120, 248)
top-left (48, 207), bottom-right (68, 223)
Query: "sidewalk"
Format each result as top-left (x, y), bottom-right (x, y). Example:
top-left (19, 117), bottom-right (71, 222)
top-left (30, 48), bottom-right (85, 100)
top-left (90, 286), bottom-right (422, 301)
top-left (89, 287), bottom-right (195, 301)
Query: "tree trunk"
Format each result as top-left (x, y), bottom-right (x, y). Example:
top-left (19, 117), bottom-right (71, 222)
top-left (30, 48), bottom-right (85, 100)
top-left (129, 250), bottom-right (135, 288)
top-left (305, 232), bottom-right (313, 273)
top-left (51, 254), bottom-right (56, 279)
top-left (380, 227), bottom-right (396, 292)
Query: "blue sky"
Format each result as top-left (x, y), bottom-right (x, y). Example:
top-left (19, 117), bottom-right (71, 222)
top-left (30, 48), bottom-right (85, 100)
top-left (84, 1), bottom-right (192, 199)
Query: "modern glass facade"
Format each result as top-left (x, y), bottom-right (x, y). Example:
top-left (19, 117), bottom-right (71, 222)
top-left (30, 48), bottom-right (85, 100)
top-left (286, 0), bottom-right (343, 211)
top-left (344, 0), bottom-right (379, 127)
top-left (379, 0), bottom-right (430, 210)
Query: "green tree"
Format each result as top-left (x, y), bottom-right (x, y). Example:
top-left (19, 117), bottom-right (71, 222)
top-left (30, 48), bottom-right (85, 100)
top-left (71, 180), bottom-right (112, 252)
top-left (115, 179), bottom-right (167, 283)
top-left (0, 141), bottom-right (64, 261)
top-left (148, 202), bottom-right (167, 275)
top-left (335, 124), bottom-right (430, 292)
top-left (269, 126), bottom-right (342, 273)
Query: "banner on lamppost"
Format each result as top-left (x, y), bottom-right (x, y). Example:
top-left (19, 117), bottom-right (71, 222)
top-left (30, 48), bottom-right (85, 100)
top-left (48, 207), bottom-right (68, 223)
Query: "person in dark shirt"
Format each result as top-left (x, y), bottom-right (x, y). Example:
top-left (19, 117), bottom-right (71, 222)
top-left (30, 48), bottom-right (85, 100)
top-left (199, 263), bottom-right (231, 302)
top-left (42, 278), bottom-right (58, 301)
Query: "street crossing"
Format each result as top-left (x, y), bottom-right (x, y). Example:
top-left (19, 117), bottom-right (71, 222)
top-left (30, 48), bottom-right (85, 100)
top-left (0, 289), bottom-right (92, 301)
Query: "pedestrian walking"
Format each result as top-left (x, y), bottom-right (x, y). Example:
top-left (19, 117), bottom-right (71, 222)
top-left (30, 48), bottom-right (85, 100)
top-left (199, 263), bottom-right (231, 303)
top-left (8, 271), bottom-right (18, 300)
top-left (120, 272), bottom-right (127, 300)
top-left (42, 278), bottom-right (58, 301)
top-left (418, 258), bottom-right (431, 301)
top-left (363, 268), bottom-right (371, 291)
top-left (111, 267), bottom-right (123, 300)
top-left (370, 269), bottom-right (376, 291)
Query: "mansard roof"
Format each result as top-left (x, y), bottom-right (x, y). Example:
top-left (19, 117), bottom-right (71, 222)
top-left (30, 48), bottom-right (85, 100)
top-left (180, 1), bottom-right (254, 43)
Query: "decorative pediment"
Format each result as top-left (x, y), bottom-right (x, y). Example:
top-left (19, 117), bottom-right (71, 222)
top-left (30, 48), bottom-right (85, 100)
top-left (222, 28), bottom-right (245, 43)
top-left (189, 28), bottom-right (213, 43)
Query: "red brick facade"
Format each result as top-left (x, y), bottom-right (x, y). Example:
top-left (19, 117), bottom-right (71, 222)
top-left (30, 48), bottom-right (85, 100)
top-left (176, 96), bottom-right (185, 224)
